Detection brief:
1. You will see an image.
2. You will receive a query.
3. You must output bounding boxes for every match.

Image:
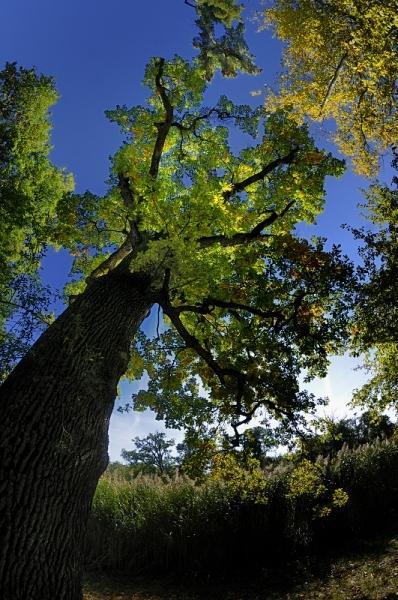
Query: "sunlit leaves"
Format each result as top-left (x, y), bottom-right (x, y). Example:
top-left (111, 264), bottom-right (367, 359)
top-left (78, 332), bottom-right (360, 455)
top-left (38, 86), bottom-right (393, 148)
top-left (263, 0), bottom-right (398, 175)
top-left (0, 63), bottom-right (73, 372)
top-left (195, 0), bottom-right (243, 28)
top-left (129, 236), bottom-right (353, 438)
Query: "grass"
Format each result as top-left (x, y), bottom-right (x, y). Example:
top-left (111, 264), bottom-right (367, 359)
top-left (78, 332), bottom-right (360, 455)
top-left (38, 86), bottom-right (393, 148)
top-left (85, 436), bottom-right (398, 597)
top-left (87, 436), bottom-right (398, 577)
top-left (84, 533), bottom-right (398, 600)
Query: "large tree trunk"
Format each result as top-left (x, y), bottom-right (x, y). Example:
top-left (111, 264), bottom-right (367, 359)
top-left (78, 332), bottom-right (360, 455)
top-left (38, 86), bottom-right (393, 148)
top-left (0, 270), bottom-right (153, 599)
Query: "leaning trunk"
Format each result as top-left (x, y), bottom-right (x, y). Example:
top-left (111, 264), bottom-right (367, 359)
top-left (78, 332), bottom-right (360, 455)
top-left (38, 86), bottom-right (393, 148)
top-left (0, 270), bottom-right (153, 599)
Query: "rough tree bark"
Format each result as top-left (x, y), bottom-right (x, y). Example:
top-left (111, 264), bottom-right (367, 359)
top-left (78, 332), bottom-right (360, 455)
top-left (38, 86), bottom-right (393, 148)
top-left (0, 269), bottom-right (154, 599)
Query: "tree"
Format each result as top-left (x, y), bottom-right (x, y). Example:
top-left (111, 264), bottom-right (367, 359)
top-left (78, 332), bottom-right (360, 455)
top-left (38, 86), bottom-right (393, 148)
top-left (0, 63), bottom-right (73, 380)
top-left (263, 0), bottom-right (398, 175)
top-left (121, 432), bottom-right (176, 475)
top-left (350, 154), bottom-right (398, 412)
top-left (241, 425), bottom-right (279, 466)
top-left (262, 0), bottom-right (398, 420)
top-left (0, 3), bottom-right (353, 598)
top-left (297, 412), bottom-right (396, 460)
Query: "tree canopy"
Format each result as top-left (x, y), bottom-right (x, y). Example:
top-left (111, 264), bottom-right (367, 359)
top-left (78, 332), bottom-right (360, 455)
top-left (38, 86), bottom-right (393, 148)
top-left (263, 0), bottom-right (398, 175)
top-left (121, 432), bottom-right (176, 475)
top-left (1, 2), bottom-right (395, 596)
top-left (99, 54), bottom-right (352, 444)
top-left (0, 8), bottom-right (354, 446)
top-left (349, 155), bottom-right (398, 412)
top-left (0, 63), bottom-right (73, 380)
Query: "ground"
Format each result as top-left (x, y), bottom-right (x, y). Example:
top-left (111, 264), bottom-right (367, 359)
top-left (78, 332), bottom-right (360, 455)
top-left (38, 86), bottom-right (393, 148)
top-left (84, 534), bottom-right (398, 599)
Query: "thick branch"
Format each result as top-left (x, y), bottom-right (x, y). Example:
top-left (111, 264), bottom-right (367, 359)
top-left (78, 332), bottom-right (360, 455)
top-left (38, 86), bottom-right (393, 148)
top-left (87, 238), bottom-right (133, 281)
top-left (117, 174), bottom-right (143, 247)
top-left (224, 147), bottom-right (299, 201)
top-left (199, 199), bottom-right (296, 248)
top-left (118, 174), bottom-right (135, 211)
top-left (149, 58), bottom-right (174, 178)
top-left (161, 296), bottom-right (241, 387)
top-left (173, 296), bottom-right (284, 322)
top-left (163, 306), bottom-right (226, 385)
top-left (116, 58), bottom-right (177, 247)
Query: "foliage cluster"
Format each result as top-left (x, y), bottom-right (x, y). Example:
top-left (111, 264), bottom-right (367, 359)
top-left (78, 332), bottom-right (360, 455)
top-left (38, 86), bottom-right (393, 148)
top-left (296, 411), bottom-right (396, 460)
top-left (0, 63), bottom-right (73, 380)
top-left (349, 164), bottom-right (398, 413)
top-left (121, 432), bottom-right (177, 476)
top-left (87, 430), bottom-right (398, 577)
top-left (263, 0), bottom-right (398, 175)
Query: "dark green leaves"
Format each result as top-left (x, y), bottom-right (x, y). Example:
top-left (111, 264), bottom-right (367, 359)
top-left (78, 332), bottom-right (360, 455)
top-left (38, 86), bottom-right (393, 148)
top-left (193, 2), bottom-right (260, 79)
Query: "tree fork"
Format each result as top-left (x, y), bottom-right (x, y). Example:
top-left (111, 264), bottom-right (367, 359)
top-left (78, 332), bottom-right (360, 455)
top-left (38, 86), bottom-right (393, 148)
top-left (0, 270), bottom-right (154, 599)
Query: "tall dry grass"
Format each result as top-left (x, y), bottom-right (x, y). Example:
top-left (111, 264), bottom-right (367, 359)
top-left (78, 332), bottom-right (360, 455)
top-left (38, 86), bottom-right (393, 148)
top-left (86, 433), bottom-right (398, 577)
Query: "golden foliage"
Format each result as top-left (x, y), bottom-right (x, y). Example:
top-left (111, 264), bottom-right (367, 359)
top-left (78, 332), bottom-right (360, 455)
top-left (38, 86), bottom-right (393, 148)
top-left (263, 0), bottom-right (398, 175)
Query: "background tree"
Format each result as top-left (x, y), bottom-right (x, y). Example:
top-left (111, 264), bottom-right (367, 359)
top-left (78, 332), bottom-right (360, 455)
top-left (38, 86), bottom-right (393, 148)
top-left (0, 63), bottom-right (73, 380)
top-left (121, 432), bottom-right (176, 475)
top-left (240, 424), bottom-right (280, 466)
top-left (175, 426), bottom-right (218, 478)
top-left (350, 154), bottom-right (398, 412)
top-left (0, 3), bottom-right (353, 598)
top-left (297, 411), bottom-right (396, 460)
top-left (262, 0), bottom-right (398, 423)
top-left (263, 0), bottom-right (398, 175)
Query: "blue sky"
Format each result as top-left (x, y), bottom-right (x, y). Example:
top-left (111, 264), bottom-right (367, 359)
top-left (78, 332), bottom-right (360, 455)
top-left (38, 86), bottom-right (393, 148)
top-left (1, 0), bottom-right (376, 460)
